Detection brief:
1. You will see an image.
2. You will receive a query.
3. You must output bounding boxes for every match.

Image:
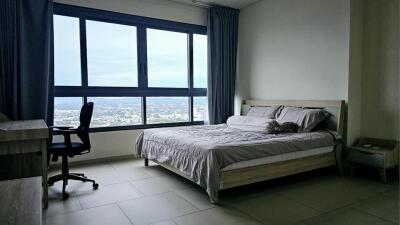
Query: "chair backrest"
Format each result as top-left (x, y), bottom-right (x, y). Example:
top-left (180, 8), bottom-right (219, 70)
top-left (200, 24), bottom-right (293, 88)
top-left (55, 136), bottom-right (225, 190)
top-left (77, 102), bottom-right (94, 149)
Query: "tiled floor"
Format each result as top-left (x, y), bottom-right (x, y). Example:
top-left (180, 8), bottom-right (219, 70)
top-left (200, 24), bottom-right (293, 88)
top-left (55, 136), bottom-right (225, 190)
top-left (45, 159), bottom-right (399, 225)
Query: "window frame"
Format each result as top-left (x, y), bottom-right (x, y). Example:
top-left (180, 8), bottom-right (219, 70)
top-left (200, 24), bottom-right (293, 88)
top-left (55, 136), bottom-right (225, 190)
top-left (53, 3), bottom-right (207, 132)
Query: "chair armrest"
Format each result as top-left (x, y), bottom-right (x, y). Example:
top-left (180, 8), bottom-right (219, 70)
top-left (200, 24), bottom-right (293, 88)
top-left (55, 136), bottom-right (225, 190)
top-left (52, 129), bottom-right (77, 148)
top-left (50, 126), bottom-right (74, 130)
top-left (52, 129), bottom-right (77, 136)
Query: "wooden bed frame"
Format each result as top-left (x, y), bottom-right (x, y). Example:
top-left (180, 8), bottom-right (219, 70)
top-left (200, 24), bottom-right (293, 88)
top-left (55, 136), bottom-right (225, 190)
top-left (144, 99), bottom-right (345, 200)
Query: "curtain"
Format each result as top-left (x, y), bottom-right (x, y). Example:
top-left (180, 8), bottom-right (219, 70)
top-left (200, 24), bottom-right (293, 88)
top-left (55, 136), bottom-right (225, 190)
top-left (207, 6), bottom-right (239, 124)
top-left (0, 0), bottom-right (53, 124)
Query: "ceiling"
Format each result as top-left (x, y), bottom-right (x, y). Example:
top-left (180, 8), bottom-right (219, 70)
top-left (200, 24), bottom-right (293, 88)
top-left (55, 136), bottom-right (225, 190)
top-left (171, 0), bottom-right (260, 9)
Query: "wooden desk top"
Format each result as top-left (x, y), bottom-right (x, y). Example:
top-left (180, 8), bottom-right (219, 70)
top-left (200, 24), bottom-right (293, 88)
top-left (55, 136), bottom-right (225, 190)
top-left (0, 177), bottom-right (42, 225)
top-left (0, 120), bottom-right (48, 142)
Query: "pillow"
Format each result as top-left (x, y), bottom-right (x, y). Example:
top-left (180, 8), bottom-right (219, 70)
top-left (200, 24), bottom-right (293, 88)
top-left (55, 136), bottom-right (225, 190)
top-left (276, 107), bottom-right (329, 132)
top-left (227, 115), bottom-right (271, 132)
top-left (246, 105), bottom-right (282, 119)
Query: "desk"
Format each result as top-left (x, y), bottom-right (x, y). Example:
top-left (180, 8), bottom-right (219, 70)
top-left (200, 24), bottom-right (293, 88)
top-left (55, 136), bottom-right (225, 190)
top-left (0, 177), bottom-right (43, 225)
top-left (0, 120), bottom-right (48, 208)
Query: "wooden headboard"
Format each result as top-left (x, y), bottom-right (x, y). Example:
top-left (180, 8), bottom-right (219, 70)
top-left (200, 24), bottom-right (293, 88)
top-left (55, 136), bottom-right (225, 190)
top-left (241, 100), bottom-right (345, 137)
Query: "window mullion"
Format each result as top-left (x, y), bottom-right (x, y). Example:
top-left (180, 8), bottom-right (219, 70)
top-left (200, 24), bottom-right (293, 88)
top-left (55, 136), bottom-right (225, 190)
top-left (137, 25), bottom-right (148, 89)
top-left (142, 97), bottom-right (147, 125)
top-left (79, 17), bottom-right (88, 88)
top-left (188, 33), bottom-right (193, 122)
top-left (137, 25), bottom-right (148, 125)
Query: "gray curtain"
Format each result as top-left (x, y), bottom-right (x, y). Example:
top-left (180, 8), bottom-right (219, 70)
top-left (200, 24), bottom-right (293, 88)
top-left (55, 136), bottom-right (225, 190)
top-left (207, 6), bottom-right (239, 124)
top-left (0, 0), bottom-right (53, 123)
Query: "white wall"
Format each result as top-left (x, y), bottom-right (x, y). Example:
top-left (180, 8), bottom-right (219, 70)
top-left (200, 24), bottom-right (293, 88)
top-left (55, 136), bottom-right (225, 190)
top-left (237, 0), bottom-right (350, 104)
top-left (237, 0), bottom-right (399, 145)
top-left (53, 0), bottom-right (207, 162)
top-left (347, 0), bottom-right (364, 145)
top-left (360, 0), bottom-right (399, 141)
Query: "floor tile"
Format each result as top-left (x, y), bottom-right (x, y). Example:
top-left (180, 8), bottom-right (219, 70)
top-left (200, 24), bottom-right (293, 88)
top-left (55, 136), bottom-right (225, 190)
top-left (174, 187), bottom-right (215, 210)
top-left (383, 188), bottom-right (399, 201)
top-left (45, 196), bottom-right (82, 217)
top-left (151, 220), bottom-right (178, 225)
top-left (118, 192), bottom-right (197, 225)
top-left (70, 162), bottom-right (116, 174)
top-left (108, 158), bottom-right (155, 170)
top-left (173, 207), bottom-right (263, 225)
top-left (351, 194), bottom-right (399, 223)
top-left (131, 175), bottom-right (194, 195)
top-left (278, 175), bottom-right (393, 211)
top-left (48, 179), bottom-right (100, 198)
top-left (46, 204), bottom-right (132, 225)
top-left (142, 165), bottom-right (173, 177)
top-left (300, 208), bottom-right (396, 225)
top-left (77, 182), bottom-right (143, 208)
top-left (94, 168), bottom-right (150, 185)
top-left (230, 193), bottom-right (321, 225)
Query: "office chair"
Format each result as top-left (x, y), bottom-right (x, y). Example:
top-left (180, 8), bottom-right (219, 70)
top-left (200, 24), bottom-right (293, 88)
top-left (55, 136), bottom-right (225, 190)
top-left (48, 102), bottom-right (99, 199)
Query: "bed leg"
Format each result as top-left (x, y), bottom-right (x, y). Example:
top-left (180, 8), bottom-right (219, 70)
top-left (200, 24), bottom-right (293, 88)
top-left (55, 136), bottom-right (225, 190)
top-left (144, 158), bottom-right (149, 167)
top-left (335, 146), bottom-right (343, 174)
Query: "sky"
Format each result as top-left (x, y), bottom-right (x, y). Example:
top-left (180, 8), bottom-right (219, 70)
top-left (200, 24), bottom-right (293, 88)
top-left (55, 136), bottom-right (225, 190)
top-left (53, 15), bottom-right (207, 88)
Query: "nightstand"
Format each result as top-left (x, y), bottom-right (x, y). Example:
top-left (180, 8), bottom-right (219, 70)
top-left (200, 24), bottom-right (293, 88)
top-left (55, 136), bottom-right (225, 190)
top-left (348, 138), bottom-right (399, 183)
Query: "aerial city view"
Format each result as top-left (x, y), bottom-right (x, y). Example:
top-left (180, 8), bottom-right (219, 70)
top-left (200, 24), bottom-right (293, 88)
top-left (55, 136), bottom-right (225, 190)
top-left (54, 97), bottom-right (208, 127)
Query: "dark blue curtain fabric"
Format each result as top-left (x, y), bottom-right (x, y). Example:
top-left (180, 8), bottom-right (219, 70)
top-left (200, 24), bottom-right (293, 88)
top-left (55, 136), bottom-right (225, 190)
top-left (0, 0), bottom-right (53, 123)
top-left (207, 6), bottom-right (239, 124)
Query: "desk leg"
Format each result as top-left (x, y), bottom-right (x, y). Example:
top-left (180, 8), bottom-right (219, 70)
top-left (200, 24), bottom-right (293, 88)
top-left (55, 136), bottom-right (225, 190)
top-left (41, 140), bottom-right (48, 208)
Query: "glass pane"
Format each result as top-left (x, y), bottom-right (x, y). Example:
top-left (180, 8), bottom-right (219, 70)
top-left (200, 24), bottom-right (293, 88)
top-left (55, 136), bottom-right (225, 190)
top-left (147, 29), bottom-right (188, 88)
top-left (88, 97), bottom-right (142, 127)
top-left (86, 20), bottom-right (138, 87)
top-left (54, 15), bottom-right (81, 86)
top-left (193, 97), bottom-right (208, 121)
top-left (146, 97), bottom-right (189, 124)
top-left (54, 97), bottom-right (82, 127)
top-left (193, 34), bottom-right (207, 88)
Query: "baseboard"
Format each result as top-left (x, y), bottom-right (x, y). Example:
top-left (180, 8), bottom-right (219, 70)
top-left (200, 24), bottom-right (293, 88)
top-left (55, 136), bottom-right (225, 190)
top-left (48, 154), bottom-right (138, 170)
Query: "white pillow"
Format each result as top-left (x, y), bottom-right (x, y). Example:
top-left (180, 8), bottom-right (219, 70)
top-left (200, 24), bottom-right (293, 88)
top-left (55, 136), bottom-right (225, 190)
top-left (227, 115), bottom-right (271, 132)
top-left (246, 105), bottom-right (282, 119)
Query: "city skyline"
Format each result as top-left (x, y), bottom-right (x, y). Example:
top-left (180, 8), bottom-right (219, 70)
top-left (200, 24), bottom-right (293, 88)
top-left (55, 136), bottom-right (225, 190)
top-left (54, 97), bottom-right (208, 128)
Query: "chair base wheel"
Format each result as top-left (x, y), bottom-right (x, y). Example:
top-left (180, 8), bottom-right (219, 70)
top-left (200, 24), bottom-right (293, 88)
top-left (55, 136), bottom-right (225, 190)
top-left (62, 192), bottom-right (70, 200)
top-left (93, 183), bottom-right (99, 189)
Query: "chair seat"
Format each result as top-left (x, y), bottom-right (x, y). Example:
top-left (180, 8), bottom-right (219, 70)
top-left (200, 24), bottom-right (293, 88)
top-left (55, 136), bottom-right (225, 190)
top-left (49, 142), bottom-right (87, 155)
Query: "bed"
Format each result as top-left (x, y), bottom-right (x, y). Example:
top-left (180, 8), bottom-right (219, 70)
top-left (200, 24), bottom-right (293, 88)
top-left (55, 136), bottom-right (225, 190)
top-left (135, 100), bottom-right (345, 203)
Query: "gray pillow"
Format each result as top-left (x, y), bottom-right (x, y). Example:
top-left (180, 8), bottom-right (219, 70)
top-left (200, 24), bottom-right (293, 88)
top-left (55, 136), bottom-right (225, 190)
top-left (246, 105), bottom-right (282, 119)
top-left (276, 107), bottom-right (329, 132)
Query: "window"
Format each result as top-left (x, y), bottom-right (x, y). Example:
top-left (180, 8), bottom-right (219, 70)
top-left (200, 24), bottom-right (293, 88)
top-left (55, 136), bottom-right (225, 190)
top-left (53, 15), bottom-right (81, 86)
top-left (193, 34), bottom-right (208, 88)
top-left (146, 97), bottom-right (189, 124)
top-left (88, 97), bottom-right (142, 127)
top-left (54, 97), bottom-right (83, 127)
top-left (53, 4), bottom-right (207, 131)
top-left (147, 29), bottom-right (188, 88)
top-left (86, 20), bottom-right (138, 87)
top-left (193, 96), bottom-right (208, 122)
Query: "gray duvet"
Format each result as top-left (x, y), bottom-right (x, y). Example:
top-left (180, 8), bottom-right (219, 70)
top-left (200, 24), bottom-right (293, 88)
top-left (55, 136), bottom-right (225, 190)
top-left (135, 124), bottom-right (338, 203)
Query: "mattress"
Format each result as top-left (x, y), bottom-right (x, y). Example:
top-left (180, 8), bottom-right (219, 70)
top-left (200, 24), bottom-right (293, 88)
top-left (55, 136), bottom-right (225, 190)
top-left (221, 145), bottom-right (334, 171)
